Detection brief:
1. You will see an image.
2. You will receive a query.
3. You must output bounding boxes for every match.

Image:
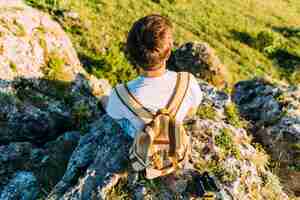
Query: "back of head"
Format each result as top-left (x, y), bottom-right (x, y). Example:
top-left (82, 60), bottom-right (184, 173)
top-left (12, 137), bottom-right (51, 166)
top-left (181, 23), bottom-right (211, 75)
top-left (127, 14), bottom-right (173, 70)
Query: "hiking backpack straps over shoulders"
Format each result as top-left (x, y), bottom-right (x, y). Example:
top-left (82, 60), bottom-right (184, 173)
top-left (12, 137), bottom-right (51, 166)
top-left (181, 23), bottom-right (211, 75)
top-left (115, 72), bottom-right (191, 179)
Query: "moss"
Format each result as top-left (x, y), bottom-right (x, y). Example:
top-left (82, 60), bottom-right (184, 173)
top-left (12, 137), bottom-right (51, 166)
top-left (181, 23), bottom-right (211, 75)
top-left (215, 128), bottom-right (241, 159)
top-left (197, 103), bottom-right (217, 120)
top-left (289, 69), bottom-right (300, 85)
top-left (224, 103), bottom-right (247, 128)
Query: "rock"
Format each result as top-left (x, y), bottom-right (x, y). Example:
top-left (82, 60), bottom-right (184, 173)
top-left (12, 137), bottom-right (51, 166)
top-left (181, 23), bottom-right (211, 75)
top-left (47, 82), bottom-right (288, 200)
top-left (38, 131), bottom-right (81, 191)
top-left (169, 42), bottom-right (228, 88)
top-left (0, 171), bottom-right (39, 200)
top-left (233, 79), bottom-right (282, 125)
top-left (0, 2), bottom-right (109, 143)
top-left (0, 1), bottom-right (84, 81)
top-left (47, 114), bottom-right (132, 200)
top-left (233, 78), bottom-right (300, 197)
top-left (0, 79), bottom-right (73, 143)
top-left (0, 131), bottom-right (81, 194)
top-left (0, 142), bottom-right (35, 190)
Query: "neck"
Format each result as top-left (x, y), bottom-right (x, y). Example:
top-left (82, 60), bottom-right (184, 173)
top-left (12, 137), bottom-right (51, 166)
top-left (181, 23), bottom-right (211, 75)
top-left (141, 66), bottom-right (166, 77)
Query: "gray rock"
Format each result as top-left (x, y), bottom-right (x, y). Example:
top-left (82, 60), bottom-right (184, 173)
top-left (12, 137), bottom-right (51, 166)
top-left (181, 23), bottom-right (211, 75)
top-left (47, 113), bottom-right (288, 200)
top-left (0, 131), bottom-right (81, 193)
top-left (233, 78), bottom-right (300, 197)
top-left (199, 80), bottom-right (230, 109)
top-left (169, 42), bottom-right (228, 88)
top-left (0, 171), bottom-right (39, 200)
top-left (0, 79), bottom-right (73, 143)
top-left (47, 114), bottom-right (132, 200)
top-left (0, 3), bottom-right (109, 144)
top-left (0, 2), bottom-right (84, 81)
top-left (233, 79), bottom-right (282, 124)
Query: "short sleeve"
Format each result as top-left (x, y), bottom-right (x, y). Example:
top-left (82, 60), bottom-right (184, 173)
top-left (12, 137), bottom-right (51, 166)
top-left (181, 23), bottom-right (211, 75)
top-left (189, 74), bottom-right (202, 108)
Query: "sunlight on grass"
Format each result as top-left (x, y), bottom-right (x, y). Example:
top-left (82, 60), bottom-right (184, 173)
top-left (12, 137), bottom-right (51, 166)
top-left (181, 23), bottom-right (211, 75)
top-left (25, 0), bottom-right (300, 86)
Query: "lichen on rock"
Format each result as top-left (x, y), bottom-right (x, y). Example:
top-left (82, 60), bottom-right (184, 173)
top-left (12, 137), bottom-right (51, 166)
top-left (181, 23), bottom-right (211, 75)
top-left (169, 42), bottom-right (228, 88)
top-left (46, 82), bottom-right (288, 200)
top-left (233, 78), bottom-right (300, 197)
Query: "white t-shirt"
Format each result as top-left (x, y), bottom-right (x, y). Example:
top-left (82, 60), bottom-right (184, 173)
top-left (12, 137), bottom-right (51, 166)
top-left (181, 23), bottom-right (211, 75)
top-left (106, 70), bottom-right (202, 138)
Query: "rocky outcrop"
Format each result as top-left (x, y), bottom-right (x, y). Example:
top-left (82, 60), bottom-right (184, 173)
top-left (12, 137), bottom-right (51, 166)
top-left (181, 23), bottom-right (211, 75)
top-left (0, 2), bottom-right (110, 198)
top-left (46, 82), bottom-right (288, 200)
top-left (0, 1), bottom-right (111, 144)
top-left (0, 171), bottom-right (39, 200)
top-left (0, 131), bottom-right (81, 194)
top-left (0, 0), bottom-right (83, 81)
top-left (233, 79), bottom-right (300, 197)
top-left (47, 115), bottom-right (132, 200)
top-left (169, 42), bottom-right (228, 88)
top-left (0, 2), bottom-right (294, 199)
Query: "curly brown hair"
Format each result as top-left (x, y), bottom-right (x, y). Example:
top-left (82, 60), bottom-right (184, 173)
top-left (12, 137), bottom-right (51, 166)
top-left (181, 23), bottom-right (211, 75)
top-left (126, 14), bottom-right (173, 70)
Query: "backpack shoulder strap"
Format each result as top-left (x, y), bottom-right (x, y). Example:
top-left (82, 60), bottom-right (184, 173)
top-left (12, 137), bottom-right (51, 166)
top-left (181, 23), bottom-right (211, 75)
top-left (166, 72), bottom-right (191, 118)
top-left (115, 84), bottom-right (154, 124)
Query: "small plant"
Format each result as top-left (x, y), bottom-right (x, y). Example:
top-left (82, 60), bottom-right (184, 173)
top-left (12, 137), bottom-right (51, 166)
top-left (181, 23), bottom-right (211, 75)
top-left (197, 103), bottom-right (217, 120)
top-left (43, 52), bottom-right (74, 83)
top-left (215, 128), bottom-right (241, 159)
top-left (224, 103), bottom-right (247, 128)
top-left (43, 53), bottom-right (65, 80)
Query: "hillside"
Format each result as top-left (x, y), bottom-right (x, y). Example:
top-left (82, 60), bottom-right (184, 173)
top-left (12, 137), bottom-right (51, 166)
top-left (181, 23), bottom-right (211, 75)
top-left (25, 0), bottom-right (300, 86)
top-left (0, 0), bottom-right (300, 200)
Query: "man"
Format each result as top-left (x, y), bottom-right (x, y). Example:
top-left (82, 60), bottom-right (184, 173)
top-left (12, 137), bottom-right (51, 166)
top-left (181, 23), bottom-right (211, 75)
top-left (106, 14), bottom-right (202, 138)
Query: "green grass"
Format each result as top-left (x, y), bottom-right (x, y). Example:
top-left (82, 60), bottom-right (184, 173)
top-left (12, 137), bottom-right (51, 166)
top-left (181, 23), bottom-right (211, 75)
top-left (24, 0), bottom-right (300, 86)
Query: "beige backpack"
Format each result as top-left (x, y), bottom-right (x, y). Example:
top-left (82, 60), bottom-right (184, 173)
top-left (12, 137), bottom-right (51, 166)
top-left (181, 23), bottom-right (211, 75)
top-left (115, 72), bottom-right (191, 179)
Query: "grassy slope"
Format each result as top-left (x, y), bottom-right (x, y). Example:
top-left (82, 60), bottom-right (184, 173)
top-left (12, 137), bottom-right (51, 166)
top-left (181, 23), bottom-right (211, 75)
top-left (25, 0), bottom-right (300, 86)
